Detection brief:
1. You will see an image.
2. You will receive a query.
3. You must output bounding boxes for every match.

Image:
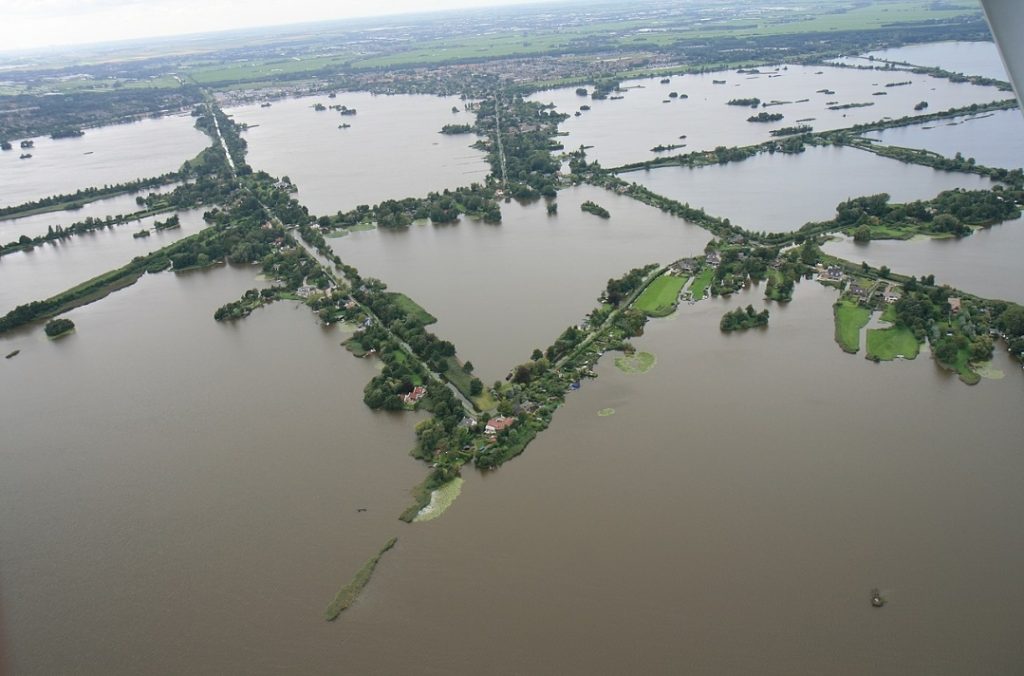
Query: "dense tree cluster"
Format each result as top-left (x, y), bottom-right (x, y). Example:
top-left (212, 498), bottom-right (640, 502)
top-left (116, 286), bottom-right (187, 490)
top-left (720, 305), bottom-right (769, 332)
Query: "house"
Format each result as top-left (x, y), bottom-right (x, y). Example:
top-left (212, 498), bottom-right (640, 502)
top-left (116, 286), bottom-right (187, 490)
top-left (705, 251), bottom-right (721, 267)
top-left (948, 297), bottom-right (962, 314)
top-left (848, 282), bottom-right (868, 299)
top-left (819, 265), bottom-right (844, 282)
top-left (484, 416), bottom-right (516, 438)
top-left (402, 386), bottom-right (427, 405)
top-left (675, 258), bottom-right (698, 274)
top-left (296, 285), bottom-right (316, 299)
top-left (883, 285), bottom-right (902, 304)
top-left (345, 299), bottom-right (358, 310)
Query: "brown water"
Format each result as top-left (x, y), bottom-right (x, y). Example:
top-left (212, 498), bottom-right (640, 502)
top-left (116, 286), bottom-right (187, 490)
top-left (529, 65), bottom-right (1010, 167)
top-left (228, 93), bottom-right (489, 215)
top-left (329, 183), bottom-right (710, 382)
top-left (623, 145), bottom-right (995, 233)
top-left (0, 266), bottom-right (426, 674)
top-left (0, 206), bottom-right (210, 314)
top-left (823, 216), bottom-right (1024, 304)
top-left (4, 273), bottom-right (1022, 674)
top-left (0, 115), bottom-right (209, 209)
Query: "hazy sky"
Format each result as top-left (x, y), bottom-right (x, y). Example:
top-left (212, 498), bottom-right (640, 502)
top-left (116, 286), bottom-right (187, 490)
top-left (1, 0), bottom-right (555, 52)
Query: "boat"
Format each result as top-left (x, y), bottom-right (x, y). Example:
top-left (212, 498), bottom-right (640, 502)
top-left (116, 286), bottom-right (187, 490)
top-left (870, 588), bottom-right (885, 607)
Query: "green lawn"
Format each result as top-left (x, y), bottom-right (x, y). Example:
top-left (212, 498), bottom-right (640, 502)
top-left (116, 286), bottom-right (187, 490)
top-left (834, 300), bottom-right (871, 353)
top-left (689, 267), bottom-right (715, 300)
top-left (634, 274), bottom-right (687, 316)
top-left (866, 326), bottom-right (920, 361)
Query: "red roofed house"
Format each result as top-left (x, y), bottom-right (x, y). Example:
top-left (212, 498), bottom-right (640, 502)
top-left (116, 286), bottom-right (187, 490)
top-left (402, 386), bottom-right (427, 405)
top-left (484, 416), bottom-right (515, 439)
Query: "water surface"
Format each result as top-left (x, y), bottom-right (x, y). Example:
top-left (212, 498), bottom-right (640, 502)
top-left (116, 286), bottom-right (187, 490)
top-left (0, 267), bottom-right (424, 674)
top-left (0, 115), bottom-right (209, 209)
top-left (229, 93), bottom-right (489, 215)
top-left (624, 145), bottom-right (994, 233)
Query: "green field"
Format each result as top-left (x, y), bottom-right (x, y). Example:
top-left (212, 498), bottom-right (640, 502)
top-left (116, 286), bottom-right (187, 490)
top-left (834, 300), bottom-right (871, 353)
top-left (385, 292), bottom-right (437, 325)
top-left (866, 326), bottom-right (920, 361)
top-left (634, 274), bottom-right (687, 316)
top-left (689, 267), bottom-right (715, 300)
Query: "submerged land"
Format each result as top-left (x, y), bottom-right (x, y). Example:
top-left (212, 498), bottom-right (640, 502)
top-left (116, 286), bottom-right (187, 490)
top-left (2, 0), bottom-right (1024, 663)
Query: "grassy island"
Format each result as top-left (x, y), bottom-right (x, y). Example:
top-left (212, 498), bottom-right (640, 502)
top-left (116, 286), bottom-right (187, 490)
top-left (325, 537), bottom-right (398, 620)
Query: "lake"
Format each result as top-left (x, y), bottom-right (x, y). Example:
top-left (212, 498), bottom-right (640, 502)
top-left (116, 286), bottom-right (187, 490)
top-left (0, 266), bottom-right (426, 674)
top-left (228, 93), bottom-right (490, 215)
top-left (0, 115), bottom-right (209, 209)
top-left (6, 270), bottom-right (1020, 673)
top-left (622, 145), bottom-right (995, 233)
top-left (528, 64), bottom-right (1011, 167)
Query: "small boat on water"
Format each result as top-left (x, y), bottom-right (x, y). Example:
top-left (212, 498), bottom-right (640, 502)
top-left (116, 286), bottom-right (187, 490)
top-left (871, 588), bottom-right (885, 608)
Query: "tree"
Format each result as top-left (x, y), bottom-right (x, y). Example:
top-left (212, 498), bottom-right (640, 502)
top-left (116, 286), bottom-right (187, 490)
top-left (853, 224), bottom-right (872, 242)
top-left (44, 318), bottom-right (75, 337)
top-left (462, 361), bottom-right (474, 373)
top-left (1000, 306), bottom-right (1024, 336)
top-left (531, 348), bottom-right (544, 361)
top-left (469, 378), bottom-right (483, 396)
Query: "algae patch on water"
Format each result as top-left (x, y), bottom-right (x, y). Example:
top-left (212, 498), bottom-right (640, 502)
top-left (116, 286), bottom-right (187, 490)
top-left (413, 477), bottom-right (463, 522)
top-left (597, 408), bottom-right (616, 417)
top-left (615, 351), bottom-right (656, 374)
top-left (325, 537), bottom-right (398, 621)
top-left (974, 361), bottom-right (1005, 380)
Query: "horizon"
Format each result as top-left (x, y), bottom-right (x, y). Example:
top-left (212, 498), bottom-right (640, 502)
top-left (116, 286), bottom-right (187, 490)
top-left (0, 0), bottom-right (571, 54)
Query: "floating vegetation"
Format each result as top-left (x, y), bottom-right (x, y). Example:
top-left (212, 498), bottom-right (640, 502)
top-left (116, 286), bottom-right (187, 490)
top-left (413, 477), bottom-right (464, 522)
top-left (597, 408), bottom-right (615, 417)
top-left (325, 537), bottom-right (398, 620)
top-left (615, 351), bottom-right (656, 374)
top-left (974, 361), bottom-right (1005, 380)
